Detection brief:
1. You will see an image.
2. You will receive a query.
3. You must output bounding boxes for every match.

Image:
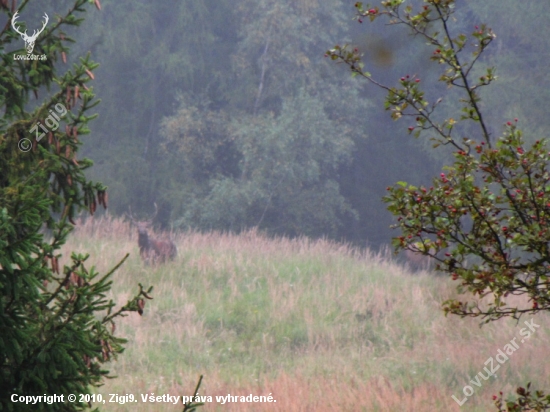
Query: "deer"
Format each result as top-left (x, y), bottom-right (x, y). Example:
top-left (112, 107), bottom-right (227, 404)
top-left (11, 11), bottom-right (49, 54)
top-left (128, 204), bottom-right (177, 265)
top-left (403, 245), bottom-right (452, 275)
top-left (404, 248), bottom-right (433, 272)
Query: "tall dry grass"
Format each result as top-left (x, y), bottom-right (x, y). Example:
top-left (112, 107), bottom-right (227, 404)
top-left (59, 215), bottom-right (550, 411)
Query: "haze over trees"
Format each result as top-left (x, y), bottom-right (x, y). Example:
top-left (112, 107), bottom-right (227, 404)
top-left (65, 0), bottom-right (549, 250)
top-left (327, 0), bottom-right (550, 409)
top-left (0, 2), bottom-right (205, 410)
top-left (2, 0), bottom-right (550, 410)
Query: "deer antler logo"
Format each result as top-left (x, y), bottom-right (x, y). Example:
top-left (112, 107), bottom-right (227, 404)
top-left (11, 11), bottom-right (49, 54)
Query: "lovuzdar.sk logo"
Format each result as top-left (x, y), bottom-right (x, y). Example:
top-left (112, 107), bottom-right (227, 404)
top-left (11, 10), bottom-right (48, 60)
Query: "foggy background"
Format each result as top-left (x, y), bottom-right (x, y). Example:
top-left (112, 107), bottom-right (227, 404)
top-left (5, 0), bottom-right (549, 249)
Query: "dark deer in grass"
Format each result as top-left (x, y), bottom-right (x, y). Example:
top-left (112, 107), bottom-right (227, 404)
top-left (403, 245), bottom-right (450, 274)
top-left (404, 249), bottom-right (432, 272)
top-left (128, 204), bottom-right (177, 265)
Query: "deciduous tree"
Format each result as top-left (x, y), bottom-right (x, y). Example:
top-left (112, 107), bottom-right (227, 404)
top-left (327, 1), bottom-right (550, 409)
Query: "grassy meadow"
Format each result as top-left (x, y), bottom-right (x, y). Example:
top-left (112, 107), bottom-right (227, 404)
top-left (61, 216), bottom-right (550, 411)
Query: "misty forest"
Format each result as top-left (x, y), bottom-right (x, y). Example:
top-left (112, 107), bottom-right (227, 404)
top-left (2, 0), bottom-right (550, 411)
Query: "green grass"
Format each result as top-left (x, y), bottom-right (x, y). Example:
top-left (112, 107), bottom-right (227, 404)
top-left (61, 216), bottom-right (550, 411)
